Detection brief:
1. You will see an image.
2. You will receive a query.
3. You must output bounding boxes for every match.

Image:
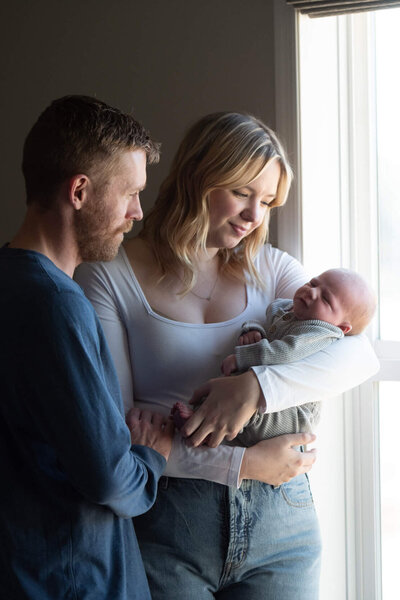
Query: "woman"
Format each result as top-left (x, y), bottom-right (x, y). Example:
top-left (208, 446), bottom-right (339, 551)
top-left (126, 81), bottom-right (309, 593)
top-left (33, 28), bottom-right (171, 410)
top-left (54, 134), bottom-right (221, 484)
top-left (76, 112), bottom-right (378, 599)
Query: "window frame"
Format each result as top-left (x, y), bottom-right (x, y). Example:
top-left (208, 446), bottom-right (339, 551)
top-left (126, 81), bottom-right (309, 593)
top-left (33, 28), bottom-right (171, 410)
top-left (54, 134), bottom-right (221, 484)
top-left (273, 3), bottom-right (400, 598)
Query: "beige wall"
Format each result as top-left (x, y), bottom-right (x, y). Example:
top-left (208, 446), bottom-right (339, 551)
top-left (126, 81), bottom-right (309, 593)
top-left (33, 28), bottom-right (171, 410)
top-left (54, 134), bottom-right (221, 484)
top-left (0, 0), bottom-right (276, 243)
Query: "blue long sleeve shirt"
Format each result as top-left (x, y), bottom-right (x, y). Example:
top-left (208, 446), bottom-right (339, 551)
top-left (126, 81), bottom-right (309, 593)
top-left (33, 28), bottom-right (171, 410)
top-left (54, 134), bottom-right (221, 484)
top-left (0, 247), bottom-right (165, 599)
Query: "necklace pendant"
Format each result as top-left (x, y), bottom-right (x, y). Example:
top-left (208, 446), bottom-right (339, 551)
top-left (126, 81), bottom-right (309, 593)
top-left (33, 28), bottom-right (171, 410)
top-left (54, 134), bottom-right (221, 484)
top-left (188, 267), bottom-right (219, 302)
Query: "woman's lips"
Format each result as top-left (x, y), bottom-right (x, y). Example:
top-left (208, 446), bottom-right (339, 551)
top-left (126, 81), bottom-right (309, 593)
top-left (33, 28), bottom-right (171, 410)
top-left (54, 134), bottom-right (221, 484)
top-left (230, 223), bottom-right (249, 236)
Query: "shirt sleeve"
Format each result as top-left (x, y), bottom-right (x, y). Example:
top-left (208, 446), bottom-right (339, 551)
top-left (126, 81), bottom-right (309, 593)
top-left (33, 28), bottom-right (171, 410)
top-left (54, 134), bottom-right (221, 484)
top-left (251, 247), bottom-right (380, 413)
top-left (75, 262), bottom-right (245, 488)
top-left (23, 289), bottom-right (166, 519)
top-left (235, 322), bottom-right (343, 370)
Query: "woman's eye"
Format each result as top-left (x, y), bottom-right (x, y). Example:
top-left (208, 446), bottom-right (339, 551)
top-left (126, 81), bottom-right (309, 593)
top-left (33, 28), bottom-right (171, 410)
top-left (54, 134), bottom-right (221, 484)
top-left (261, 200), bottom-right (271, 207)
top-left (233, 190), bottom-right (248, 198)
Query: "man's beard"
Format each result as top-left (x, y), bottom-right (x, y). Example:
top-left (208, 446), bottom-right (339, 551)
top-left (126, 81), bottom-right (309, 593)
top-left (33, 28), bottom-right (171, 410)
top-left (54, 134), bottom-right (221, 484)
top-left (74, 198), bottom-right (132, 263)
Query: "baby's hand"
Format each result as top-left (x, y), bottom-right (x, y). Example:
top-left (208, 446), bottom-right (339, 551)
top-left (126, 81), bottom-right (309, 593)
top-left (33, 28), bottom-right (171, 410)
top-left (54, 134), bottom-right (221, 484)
top-left (239, 330), bottom-right (262, 345)
top-left (221, 354), bottom-right (238, 376)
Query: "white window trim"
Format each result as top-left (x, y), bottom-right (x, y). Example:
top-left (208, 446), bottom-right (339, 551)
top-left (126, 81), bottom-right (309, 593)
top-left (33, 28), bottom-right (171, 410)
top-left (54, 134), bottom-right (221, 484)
top-left (273, 3), bottom-right (399, 598)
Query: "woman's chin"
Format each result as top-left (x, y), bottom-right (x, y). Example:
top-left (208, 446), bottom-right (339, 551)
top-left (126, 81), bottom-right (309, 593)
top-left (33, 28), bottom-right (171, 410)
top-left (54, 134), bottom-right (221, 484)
top-left (207, 238), bottom-right (241, 252)
top-left (224, 234), bottom-right (245, 249)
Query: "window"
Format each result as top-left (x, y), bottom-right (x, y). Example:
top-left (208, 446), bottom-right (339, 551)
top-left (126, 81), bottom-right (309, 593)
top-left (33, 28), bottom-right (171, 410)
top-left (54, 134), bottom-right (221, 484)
top-left (274, 1), bottom-right (400, 598)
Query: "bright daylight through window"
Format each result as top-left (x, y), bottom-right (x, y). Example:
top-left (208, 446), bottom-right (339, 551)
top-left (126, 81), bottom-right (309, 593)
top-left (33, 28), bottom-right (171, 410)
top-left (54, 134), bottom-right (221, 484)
top-left (297, 5), bottom-right (400, 599)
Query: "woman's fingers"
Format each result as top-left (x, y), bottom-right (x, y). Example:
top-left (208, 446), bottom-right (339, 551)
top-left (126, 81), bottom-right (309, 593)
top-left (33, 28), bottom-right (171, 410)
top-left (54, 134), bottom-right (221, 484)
top-left (240, 433), bottom-right (318, 485)
top-left (189, 382), bottom-right (211, 408)
top-left (180, 405), bottom-right (221, 446)
top-left (289, 432), bottom-right (316, 447)
top-left (300, 448), bottom-right (317, 471)
top-left (184, 372), bottom-right (261, 447)
top-left (185, 419), bottom-right (227, 448)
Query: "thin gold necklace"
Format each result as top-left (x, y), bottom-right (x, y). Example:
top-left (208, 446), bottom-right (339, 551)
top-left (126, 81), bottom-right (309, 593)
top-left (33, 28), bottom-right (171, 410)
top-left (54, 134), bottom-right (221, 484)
top-left (189, 271), bottom-right (219, 302)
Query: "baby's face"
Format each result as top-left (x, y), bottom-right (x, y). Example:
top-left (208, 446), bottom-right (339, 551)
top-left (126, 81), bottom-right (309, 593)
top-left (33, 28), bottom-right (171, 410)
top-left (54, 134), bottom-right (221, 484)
top-left (292, 270), bottom-right (354, 332)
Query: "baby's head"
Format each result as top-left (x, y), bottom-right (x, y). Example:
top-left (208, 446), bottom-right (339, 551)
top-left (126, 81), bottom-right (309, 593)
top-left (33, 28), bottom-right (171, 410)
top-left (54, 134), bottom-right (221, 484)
top-left (292, 268), bottom-right (376, 335)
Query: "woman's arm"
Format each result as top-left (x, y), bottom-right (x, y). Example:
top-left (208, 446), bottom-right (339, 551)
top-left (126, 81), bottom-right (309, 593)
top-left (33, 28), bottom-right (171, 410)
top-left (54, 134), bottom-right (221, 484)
top-left (183, 334), bottom-right (378, 448)
top-left (252, 332), bottom-right (379, 414)
top-left (75, 260), bottom-right (318, 488)
top-left (257, 246), bottom-right (380, 413)
top-left (74, 261), bottom-right (242, 487)
top-left (181, 246), bottom-right (379, 446)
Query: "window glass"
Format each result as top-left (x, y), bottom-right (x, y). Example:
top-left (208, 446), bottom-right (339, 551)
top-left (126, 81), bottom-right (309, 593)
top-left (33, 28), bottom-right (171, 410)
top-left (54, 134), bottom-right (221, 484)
top-left (379, 381), bottom-right (400, 598)
top-left (298, 15), bottom-right (342, 276)
top-left (297, 9), bottom-right (400, 600)
top-left (375, 9), bottom-right (400, 340)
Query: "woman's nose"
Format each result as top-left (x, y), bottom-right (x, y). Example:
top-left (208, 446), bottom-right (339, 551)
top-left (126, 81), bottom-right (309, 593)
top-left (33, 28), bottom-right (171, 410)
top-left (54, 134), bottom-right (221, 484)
top-left (241, 201), bottom-right (262, 223)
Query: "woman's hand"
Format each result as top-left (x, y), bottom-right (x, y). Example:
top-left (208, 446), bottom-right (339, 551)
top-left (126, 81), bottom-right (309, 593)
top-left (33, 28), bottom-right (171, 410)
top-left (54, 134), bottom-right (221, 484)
top-left (181, 370), bottom-right (262, 448)
top-left (126, 407), bottom-right (175, 461)
top-left (240, 432), bottom-right (317, 486)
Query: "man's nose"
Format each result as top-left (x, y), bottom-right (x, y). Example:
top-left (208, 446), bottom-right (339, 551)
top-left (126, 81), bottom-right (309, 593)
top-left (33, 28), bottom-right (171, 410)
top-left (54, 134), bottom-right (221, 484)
top-left (127, 195), bottom-right (143, 221)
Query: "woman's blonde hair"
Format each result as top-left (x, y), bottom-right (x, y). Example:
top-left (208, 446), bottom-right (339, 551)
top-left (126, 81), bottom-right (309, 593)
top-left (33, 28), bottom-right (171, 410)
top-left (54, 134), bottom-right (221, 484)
top-left (140, 111), bottom-right (293, 293)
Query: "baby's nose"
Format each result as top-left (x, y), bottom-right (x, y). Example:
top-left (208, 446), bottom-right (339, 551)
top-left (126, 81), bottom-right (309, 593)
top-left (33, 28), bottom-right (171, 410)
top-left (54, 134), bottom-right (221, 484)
top-left (308, 287), bottom-right (318, 300)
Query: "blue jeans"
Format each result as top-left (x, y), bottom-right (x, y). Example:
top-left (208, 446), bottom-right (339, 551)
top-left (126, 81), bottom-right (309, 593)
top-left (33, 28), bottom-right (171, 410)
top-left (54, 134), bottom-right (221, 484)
top-left (134, 474), bottom-right (321, 599)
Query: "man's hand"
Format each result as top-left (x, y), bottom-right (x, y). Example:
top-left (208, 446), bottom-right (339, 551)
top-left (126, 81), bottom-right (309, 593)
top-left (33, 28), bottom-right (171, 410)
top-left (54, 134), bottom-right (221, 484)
top-left (240, 432), bottom-right (317, 486)
top-left (181, 370), bottom-right (262, 448)
top-left (221, 353), bottom-right (238, 376)
top-left (239, 330), bottom-right (262, 345)
top-left (126, 408), bottom-right (174, 461)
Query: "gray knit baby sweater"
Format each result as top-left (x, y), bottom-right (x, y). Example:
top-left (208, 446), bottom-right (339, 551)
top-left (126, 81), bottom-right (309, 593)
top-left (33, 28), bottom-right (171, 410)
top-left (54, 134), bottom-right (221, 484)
top-left (231, 298), bottom-right (344, 447)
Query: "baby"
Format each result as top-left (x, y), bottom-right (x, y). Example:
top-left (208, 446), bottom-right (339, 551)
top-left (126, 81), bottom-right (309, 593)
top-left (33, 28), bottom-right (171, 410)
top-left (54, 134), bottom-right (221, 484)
top-left (172, 268), bottom-right (376, 446)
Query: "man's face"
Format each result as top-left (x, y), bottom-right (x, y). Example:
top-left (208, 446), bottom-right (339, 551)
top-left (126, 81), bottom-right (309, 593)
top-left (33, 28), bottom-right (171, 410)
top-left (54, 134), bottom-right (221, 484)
top-left (75, 149), bottom-right (147, 262)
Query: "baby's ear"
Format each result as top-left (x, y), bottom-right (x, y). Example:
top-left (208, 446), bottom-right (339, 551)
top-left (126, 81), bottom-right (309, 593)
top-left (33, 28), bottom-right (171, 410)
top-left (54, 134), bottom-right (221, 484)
top-left (339, 322), bottom-right (352, 335)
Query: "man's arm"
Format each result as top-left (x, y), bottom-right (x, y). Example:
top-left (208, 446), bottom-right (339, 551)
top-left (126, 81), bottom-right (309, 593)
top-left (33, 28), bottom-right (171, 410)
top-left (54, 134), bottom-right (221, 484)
top-left (24, 290), bottom-right (170, 518)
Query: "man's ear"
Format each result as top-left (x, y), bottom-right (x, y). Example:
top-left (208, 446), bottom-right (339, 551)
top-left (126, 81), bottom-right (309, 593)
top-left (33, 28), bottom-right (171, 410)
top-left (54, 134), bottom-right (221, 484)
top-left (339, 322), bottom-right (352, 335)
top-left (68, 174), bottom-right (90, 210)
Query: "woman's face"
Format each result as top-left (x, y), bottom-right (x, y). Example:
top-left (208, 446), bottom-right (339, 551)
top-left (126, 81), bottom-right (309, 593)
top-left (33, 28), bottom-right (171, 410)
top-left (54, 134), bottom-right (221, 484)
top-left (206, 159), bottom-right (281, 252)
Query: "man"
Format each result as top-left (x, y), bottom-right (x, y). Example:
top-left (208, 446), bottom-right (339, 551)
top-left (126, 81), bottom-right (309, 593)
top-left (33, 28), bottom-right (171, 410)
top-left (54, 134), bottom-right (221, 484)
top-left (0, 95), bottom-right (174, 599)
